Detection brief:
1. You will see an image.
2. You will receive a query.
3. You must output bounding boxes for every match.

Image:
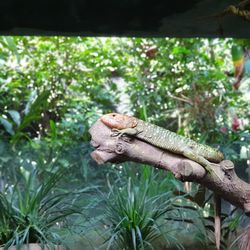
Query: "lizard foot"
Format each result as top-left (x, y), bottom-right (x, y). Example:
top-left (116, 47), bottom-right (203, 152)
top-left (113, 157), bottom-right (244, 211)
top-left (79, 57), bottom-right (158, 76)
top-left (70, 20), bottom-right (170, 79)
top-left (110, 128), bottom-right (122, 137)
top-left (205, 162), bottom-right (223, 181)
top-left (110, 129), bottom-right (133, 143)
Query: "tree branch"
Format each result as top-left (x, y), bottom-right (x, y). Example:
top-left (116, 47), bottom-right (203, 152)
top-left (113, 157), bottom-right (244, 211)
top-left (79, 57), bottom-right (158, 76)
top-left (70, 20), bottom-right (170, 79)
top-left (89, 119), bottom-right (250, 214)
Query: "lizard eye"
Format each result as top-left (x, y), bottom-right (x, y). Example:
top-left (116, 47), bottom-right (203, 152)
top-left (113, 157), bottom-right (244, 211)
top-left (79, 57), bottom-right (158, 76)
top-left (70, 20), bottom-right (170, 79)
top-left (112, 114), bottom-right (116, 117)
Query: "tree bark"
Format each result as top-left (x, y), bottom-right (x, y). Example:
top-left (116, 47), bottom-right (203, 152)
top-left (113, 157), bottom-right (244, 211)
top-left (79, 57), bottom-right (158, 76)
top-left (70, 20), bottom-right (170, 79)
top-left (89, 119), bottom-right (250, 214)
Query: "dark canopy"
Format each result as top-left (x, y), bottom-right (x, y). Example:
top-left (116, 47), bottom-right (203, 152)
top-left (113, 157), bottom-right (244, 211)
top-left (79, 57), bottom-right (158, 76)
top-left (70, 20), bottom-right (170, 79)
top-left (0, 0), bottom-right (249, 37)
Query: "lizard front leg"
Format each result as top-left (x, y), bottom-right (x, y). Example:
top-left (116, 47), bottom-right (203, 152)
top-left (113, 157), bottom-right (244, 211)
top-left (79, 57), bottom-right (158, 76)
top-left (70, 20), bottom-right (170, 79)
top-left (111, 128), bottom-right (139, 137)
top-left (182, 148), bottom-right (223, 181)
top-left (110, 128), bottom-right (140, 142)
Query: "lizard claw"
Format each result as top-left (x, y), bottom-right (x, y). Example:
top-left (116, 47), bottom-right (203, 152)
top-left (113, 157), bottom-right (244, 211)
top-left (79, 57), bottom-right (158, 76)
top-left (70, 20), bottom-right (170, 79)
top-left (110, 129), bottom-right (133, 143)
top-left (206, 162), bottom-right (223, 181)
top-left (111, 129), bottom-right (121, 137)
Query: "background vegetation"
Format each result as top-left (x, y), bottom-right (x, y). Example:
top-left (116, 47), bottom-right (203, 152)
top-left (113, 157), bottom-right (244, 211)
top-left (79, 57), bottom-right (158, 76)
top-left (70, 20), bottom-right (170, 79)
top-left (0, 37), bottom-right (249, 249)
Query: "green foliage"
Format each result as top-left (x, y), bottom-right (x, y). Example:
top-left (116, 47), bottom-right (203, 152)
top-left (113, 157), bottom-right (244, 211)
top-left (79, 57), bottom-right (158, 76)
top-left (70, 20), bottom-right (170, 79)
top-left (98, 167), bottom-right (210, 250)
top-left (0, 36), bottom-right (249, 249)
top-left (0, 168), bottom-right (91, 249)
top-left (0, 90), bottom-right (50, 143)
top-left (102, 177), bottom-right (184, 249)
top-left (0, 37), bottom-right (248, 148)
top-left (198, 207), bottom-right (244, 249)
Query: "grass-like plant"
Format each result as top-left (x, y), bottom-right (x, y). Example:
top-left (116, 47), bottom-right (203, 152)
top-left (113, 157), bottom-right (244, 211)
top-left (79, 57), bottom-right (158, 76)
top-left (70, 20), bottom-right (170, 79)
top-left (102, 172), bottom-right (187, 250)
top-left (0, 168), bottom-right (91, 249)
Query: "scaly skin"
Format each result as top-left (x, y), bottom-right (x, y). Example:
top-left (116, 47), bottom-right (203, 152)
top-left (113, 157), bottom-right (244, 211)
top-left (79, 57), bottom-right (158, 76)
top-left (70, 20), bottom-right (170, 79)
top-left (101, 113), bottom-right (224, 177)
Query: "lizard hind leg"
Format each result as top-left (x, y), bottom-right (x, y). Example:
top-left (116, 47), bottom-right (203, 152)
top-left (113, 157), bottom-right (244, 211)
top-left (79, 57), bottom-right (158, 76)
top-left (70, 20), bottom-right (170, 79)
top-left (183, 148), bottom-right (223, 181)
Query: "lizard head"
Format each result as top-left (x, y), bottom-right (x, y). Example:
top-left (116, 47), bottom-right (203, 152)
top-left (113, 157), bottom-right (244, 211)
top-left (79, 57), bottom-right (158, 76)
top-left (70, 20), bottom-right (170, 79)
top-left (100, 113), bottom-right (138, 129)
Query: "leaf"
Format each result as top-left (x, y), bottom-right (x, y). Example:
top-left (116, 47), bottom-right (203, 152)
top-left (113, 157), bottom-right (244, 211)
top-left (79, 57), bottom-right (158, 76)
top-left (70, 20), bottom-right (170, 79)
top-left (8, 110), bottom-right (21, 126)
top-left (24, 89), bottom-right (37, 115)
top-left (0, 117), bottom-right (14, 135)
top-left (49, 120), bottom-right (57, 139)
top-left (0, 156), bottom-right (12, 163)
top-left (19, 90), bottom-right (50, 131)
top-left (131, 227), bottom-right (137, 250)
top-left (135, 225), bottom-right (144, 249)
top-left (4, 36), bottom-right (20, 61)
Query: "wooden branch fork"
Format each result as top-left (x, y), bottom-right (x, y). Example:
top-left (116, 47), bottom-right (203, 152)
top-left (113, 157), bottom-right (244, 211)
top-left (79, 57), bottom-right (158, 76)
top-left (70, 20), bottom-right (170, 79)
top-left (89, 119), bottom-right (250, 214)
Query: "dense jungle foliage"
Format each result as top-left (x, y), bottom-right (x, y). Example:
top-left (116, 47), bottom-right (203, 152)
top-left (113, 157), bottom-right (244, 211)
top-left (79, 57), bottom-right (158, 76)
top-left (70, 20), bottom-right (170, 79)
top-left (0, 37), bottom-right (249, 249)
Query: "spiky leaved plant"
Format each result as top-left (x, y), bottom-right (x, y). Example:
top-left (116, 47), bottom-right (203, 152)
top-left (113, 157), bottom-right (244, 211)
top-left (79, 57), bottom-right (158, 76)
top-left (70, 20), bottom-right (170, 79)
top-left (229, 226), bottom-right (250, 250)
top-left (0, 168), bottom-right (91, 249)
top-left (102, 173), bottom-right (187, 250)
top-left (236, 228), bottom-right (250, 250)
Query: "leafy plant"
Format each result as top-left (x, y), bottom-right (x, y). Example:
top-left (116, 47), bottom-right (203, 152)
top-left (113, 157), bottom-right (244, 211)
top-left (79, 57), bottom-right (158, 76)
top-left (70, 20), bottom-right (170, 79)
top-left (0, 36), bottom-right (249, 249)
top-left (231, 226), bottom-right (250, 250)
top-left (101, 173), bottom-right (192, 250)
top-left (0, 89), bottom-right (50, 143)
top-left (0, 168), bottom-right (91, 249)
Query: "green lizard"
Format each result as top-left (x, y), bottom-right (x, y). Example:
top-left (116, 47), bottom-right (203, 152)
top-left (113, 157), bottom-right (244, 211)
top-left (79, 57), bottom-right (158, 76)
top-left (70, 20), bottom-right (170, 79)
top-left (100, 113), bottom-right (224, 178)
